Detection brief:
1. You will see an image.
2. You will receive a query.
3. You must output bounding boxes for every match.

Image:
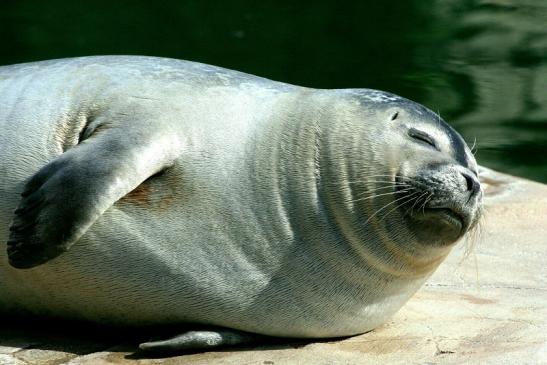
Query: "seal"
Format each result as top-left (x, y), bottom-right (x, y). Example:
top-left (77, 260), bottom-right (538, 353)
top-left (0, 56), bottom-right (482, 352)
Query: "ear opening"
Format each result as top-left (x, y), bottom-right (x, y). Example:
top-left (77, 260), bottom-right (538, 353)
top-left (390, 111), bottom-right (399, 121)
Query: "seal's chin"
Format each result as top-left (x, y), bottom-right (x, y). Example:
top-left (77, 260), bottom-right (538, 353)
top-left (407, 207), bottom-right (464, 246)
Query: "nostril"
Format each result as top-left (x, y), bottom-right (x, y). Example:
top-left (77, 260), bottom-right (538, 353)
top-left (462, 172), bottom-right (479, 195)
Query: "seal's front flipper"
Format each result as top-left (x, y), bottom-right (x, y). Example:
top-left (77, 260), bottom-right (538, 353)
top-left (139, 328), bottom-right (260, 353)
top-left (7, 121), bottom-right (180, 269)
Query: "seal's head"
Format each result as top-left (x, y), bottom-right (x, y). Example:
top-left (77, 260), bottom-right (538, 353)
top-left (348, 90), bottom-right (483, 248)
top-left (391, 109), bottom-right (481, 246)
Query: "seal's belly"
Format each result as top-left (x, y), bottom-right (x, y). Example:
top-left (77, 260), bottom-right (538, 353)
top-left (0, 200), bottom-right (426, 338)
top-left (0, 184), bottom-right (421, 337)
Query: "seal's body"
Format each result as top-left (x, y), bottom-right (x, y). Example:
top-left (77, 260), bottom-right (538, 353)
top-left (0, 56), bottom-right (482, 351)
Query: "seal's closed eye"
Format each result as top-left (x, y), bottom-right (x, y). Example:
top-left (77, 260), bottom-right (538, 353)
top-left (408, 128), bottom-right (438, 151)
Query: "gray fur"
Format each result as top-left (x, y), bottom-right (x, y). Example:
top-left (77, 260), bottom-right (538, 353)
top-left (0, 56), bottom-right (482, 351)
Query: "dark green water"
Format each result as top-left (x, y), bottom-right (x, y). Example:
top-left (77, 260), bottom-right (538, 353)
top-left (2, 1), bottom-right (546, 182)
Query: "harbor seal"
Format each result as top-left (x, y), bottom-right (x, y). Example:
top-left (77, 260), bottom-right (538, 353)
top-left (0, 56), bottom-right (482, 352)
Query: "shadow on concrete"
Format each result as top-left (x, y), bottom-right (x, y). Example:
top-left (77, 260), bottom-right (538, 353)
top-left (0, 315), bottom-right (345, 359)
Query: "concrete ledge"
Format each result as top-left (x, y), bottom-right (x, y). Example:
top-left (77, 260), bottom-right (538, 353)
top-left (1, 168), bottom-right (546, 364)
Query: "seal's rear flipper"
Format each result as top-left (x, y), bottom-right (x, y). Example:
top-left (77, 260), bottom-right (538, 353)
top-left (7, 121), bottom-right (180, 269)
top-left (139, 328), bottom-right (260, 353)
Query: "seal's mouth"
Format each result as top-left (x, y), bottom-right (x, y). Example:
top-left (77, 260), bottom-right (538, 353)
top-left (421, 207), bottom-right (464, 231)
top-left (394, 172), bottom-right (475, 245)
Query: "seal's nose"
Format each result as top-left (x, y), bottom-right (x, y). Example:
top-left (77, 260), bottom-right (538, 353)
top-left (462, 172), bottom-right (480, 197)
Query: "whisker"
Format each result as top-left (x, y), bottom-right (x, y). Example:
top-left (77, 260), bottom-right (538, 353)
top-left (404, 191), bottom-right (430, 216)
top-left (351, 189), bottom-right (413, 203)
top-left (458, 212), bottom-right (484, 285)
top-left (469, 137), bottom-right (477, 155)
top-left (378, 193), bottom-right (421, 221)
top-left (363, 192), bottom-right (420, 227)
top-left (463, 208), bottom-right (484, 259)
top-left (338, 174), bottom-right (413, 186)
top-left (356, 184), bottom-right (411, 196)
top-left (343, 180), bottom-right (402, 185)
top-left (472, 144), bottom-right (479, 156)
top-left (420, 192), bottom-right (434, 214)
top-left (360, 181), bottom-right (410, 185)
